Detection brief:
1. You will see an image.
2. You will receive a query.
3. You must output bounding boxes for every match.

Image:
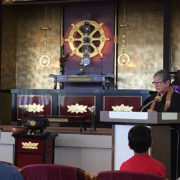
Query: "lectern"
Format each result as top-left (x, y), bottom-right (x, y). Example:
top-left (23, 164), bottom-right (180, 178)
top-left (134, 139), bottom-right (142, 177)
top-left (100, 111), bottom-right (180, 180)
top-left (12, 132), bottom-right (57, 168)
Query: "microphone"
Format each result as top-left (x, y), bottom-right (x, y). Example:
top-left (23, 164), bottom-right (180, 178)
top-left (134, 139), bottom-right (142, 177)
top-left (154, 96), bottom-right (162, 103)
top-left (140, 96), bottom-right (162, 112)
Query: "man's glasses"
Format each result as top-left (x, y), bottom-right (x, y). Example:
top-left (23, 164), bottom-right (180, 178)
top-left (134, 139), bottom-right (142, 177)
top-left (152, 81), bottom-right (164, 86)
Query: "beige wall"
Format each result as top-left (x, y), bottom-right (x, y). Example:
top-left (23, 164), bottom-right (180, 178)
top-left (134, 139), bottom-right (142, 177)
top-left (1, 0), bottom-right (180, 90)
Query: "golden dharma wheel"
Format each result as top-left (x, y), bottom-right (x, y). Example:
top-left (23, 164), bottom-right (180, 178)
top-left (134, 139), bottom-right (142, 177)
top-left (65, 20), bottom-right (109, 58)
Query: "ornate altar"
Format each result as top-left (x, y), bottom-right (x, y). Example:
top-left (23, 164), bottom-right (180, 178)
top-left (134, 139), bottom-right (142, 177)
top-left (48, 74), bottom-right (114, 89)
top-left (11, 89), bottom-right (149, 127)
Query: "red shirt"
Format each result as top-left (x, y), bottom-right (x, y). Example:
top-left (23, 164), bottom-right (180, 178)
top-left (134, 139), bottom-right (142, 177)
top-left (120, 154), bottom-right (166, 178)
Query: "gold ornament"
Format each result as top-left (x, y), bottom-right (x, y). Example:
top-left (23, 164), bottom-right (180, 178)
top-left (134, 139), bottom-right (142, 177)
top-left (30, 120), bottom-right (36, 127)
top-left (65, 20), bottom-right (109, 58)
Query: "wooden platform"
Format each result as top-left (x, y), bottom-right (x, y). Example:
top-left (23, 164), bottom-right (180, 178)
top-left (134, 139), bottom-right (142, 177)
top-left (0, 125), bottom-right (113, 135)
top-left (0, 126), bottom-right (112, 174)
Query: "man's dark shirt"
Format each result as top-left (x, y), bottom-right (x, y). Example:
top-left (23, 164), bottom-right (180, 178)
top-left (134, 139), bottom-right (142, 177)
top-left (141, 91), bottom-right (180, 112)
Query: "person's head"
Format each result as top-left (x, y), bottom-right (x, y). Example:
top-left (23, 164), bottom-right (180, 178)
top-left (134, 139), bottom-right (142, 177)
top-left (152, 69), bottom-right (171, 95)
top-left (128, 125), bottom-right (152, 153)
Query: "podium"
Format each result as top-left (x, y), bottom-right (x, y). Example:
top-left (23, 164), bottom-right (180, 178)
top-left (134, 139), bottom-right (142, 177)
top-left (100, 112), bottom-right (180, 180)
top-left (12, 132), bottom-right (57, 168)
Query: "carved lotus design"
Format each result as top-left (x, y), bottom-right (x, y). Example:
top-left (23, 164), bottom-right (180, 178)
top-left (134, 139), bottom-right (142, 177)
top-left (20, 103), bottom-right (44, 113)
top-left (22, 141), bottom-right (39, 150)
top-left (112, 104), bottom-right (133, 112)
top-left (67, 103), bottom-right (87, 114)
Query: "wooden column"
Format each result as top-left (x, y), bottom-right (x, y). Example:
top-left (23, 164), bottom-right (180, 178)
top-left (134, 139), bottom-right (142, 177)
top-left (163, 0), bottom-right (170, 70)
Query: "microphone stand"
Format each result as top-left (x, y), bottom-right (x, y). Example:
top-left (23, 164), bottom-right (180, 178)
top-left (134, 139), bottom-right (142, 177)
top-left (140, 99), bottom-right (157, 112)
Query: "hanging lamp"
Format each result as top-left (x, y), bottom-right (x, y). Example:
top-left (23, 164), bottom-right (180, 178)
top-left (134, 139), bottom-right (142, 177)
top-left (39, 5), bottom-right (51, 68)
top-left (118, 0), bottom-right (130, 66)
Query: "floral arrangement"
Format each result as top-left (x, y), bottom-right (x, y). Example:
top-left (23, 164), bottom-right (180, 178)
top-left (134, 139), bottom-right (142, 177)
top-left (59, 53), bottom-right (69, 68)
top-left (19, 105), bottom-right (28, 116)
top-left (88, 106), bottom-right (95, 113)
top-left (88, 106), bottom-right (96, 132)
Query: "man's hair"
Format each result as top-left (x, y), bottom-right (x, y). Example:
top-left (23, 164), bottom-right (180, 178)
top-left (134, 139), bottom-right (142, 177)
top-left (128, 125), bottom-right (152, 153)
top-left (153, 69), bottom-right (171, 82)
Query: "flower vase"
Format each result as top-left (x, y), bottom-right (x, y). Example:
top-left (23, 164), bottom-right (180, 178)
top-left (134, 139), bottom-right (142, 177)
top-left (21, 113), bottom-right (27, 126)
top-left (60, 66), bottom-right (65, 75)
top-left (90, 113), bottom-right (96, 132)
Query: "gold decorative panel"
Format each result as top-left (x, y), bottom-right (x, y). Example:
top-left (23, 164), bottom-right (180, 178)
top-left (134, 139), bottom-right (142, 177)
top-left (117, 0), bottom-right (163, 90)
top-left (1, 7), bottom-right (17, 89)
top-left (1, 4), bottom-right (61, 89)
top-left (171, 0), bottom-right (180, 72)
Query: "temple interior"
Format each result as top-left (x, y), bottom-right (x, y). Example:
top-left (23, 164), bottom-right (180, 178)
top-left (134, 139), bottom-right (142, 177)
top-left (0, 0), bottom-right (180, 180)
